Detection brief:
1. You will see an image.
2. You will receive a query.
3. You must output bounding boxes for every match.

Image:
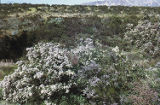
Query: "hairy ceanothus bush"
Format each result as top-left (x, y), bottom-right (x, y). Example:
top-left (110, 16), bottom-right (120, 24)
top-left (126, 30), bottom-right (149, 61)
top-left (0, 38), bottom-right (99, 104)
top-left (125, 20), bottom-right (160, 57)
top-left (0, 42), bottom-right (75, 103)
top-left (77, 48), bottom-right (145, 104)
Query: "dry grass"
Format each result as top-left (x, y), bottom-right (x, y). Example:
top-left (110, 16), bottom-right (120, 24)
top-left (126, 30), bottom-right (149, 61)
top-left (0, 60), bottom-right (14, 67)
top-left (128, 82), bottom-right (158, 105)
top-left (0, 60), bottom-right (16, 81)
top-left (148, 57), bottom-right (160, 67)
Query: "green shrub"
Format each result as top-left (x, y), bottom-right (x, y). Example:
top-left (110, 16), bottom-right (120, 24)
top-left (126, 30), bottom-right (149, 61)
top-left (0, 88), bottom-right (2, 100)
top-left (50, 94), bottom-right (89, 105)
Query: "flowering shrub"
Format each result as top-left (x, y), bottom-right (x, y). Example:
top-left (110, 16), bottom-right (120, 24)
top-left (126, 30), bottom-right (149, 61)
top-left (78, 51), bottom-right (146, 104)
top-left (72, 39), bottom-right (146, 104)
top-left (125, 20), bottom-right (160, 57)
top-left (0, 38), bottom-right (99, 104)
top-left (0, 38), bottom-right (149, 105)
top-left (0, 42), bottom-right (75, 104)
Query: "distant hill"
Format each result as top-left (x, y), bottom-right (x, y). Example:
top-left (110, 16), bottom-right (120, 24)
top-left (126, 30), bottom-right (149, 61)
top-left (83, 0), bottom-right (160, 7)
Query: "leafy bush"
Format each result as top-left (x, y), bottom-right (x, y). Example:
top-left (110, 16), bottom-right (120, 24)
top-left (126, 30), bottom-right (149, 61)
top-left (0, 88), bottom-right (2, 100)
top-left (146, 62), bottom-right (160, 94)
top-left (77, 48), bottom-right (146, 104)
top-left (0, 32), bottom-right (28, 60)
top-left (48, 94), bottom-right (89, 105)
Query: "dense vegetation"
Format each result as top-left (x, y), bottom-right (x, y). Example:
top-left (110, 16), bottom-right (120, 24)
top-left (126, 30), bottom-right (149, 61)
top-left (0, 4), bottom-right (160, 60)
top-left (0, 4), bottom-right (160, 105)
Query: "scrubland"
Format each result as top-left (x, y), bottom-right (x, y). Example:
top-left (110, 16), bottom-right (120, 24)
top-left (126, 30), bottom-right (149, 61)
top-left (0, 4), bottom-right (160, 105)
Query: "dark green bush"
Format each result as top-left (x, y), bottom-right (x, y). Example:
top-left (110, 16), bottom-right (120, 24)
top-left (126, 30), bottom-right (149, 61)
top-left (0, 88), bottom-right (2, 100)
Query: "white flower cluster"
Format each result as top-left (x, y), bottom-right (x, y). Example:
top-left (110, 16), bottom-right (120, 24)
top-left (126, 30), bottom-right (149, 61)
top-left (125, 20), bottom-right (160, 57)
top-left (112, 46), bottom-right (120, 55)
top-left (44, 100), bottom-right (56, 105)
top-left (71, 38), bottom-right (96, 66)
top-left (0, 42), bottom-right (75, 103)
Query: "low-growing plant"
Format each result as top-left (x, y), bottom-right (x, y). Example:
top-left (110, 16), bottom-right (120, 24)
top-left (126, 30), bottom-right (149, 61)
top-left (49, 94), bottom-right (89, 105)
top-left (146, 63), bottom-right (160, 97)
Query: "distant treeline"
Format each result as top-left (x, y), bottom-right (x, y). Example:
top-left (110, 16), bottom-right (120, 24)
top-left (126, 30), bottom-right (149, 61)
top-left (1, 4), bottom-right (160, 15)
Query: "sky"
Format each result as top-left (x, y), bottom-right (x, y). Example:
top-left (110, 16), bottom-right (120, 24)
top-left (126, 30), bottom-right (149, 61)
top-left (2, 0), bottom-right (101, 5)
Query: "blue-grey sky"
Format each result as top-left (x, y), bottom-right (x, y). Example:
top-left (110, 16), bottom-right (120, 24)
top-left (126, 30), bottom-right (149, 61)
top-left (2, 0), bottom-right (101, 5)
